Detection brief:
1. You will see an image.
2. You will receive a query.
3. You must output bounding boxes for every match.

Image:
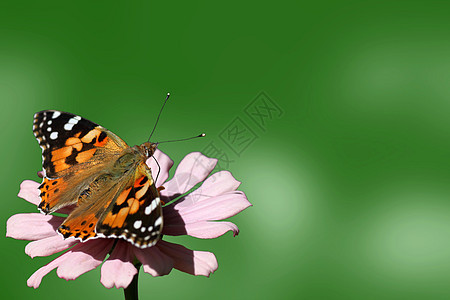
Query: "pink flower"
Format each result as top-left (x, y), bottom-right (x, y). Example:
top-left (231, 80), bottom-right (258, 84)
top-left (6, 150), bottom-right (251, 289)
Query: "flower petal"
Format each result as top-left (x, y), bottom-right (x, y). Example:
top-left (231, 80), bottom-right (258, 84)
top-left (164, 191), bottom-right (251, 224)
top-left (55, 239), bottom-right (114, 281)
top-left (18, 180), bottom-right (41, 206)
top-left (164, 221), bottom-right (239, 238)
top-left (28, 257), bottom-right (61, 288)
top-left (157, 240), bottom-right (218, 277)
top-left (28, 239), bottom-right (110, 288)
top-left (174, 171), bottom-right (241, 208)
top-left (133, 244), bottom-right (174, 277)
top-left (6, 213), bottom-right (63, 241)
top-left (146, 149), bottom-right (174, 188)
top-left (161, 152), bottom-right (217, 200)
top-left (101, 241), bottom-right (137, 289)
top-left (25, 235), bottom-right (77, 258)
top-left (27, 239), bottom-right (113, 288)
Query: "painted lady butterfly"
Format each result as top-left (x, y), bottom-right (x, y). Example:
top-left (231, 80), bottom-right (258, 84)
top-left (33, 110), bottom-right (163, 248)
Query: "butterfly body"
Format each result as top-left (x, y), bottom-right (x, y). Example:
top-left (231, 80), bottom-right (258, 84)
top-left (33, 110), bottom-right (163, 248)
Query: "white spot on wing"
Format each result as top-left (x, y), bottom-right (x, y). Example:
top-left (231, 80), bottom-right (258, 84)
top-left (144, 204), bottom-right (152, 215)
top-left (68, 117), bottom-right (79, 124)
top-left (144, 197), bottom-right (160, 215)
top-left (50, 132), bottom-right (58, 140)
top-left (64, 123), bottom-right (75, 131)
top-left (154, 216), bottom-right (162, 227)
top-left (151, 199), bottom-right (157, 211)
top-left (52, 111), bottom-right (61, 119)
top-left (133, 220), bottom-right (142, 229)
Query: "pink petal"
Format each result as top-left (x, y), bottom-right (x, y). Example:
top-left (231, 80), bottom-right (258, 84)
top-left (146, 149), bottom-right (174, 188)
top-left (25, 235), bottom-right (77, 258)
top-left (133, 244), bottom-right (174, 276)
top-left (164, 221), bottom-right (239, 238)
top-left (157, 240), bottom-right (218, 277)
top-left (174, 171), bottom-right (241, 208)
top-left (161, 152), bottom-right (217, 199)
top-left (6, 213), bottom-right (63, 241)
top-left (28, 239), bottom-right (113, 288)
top-left (18, 180), bottom-right (40, 206)
top-left (164, 191), bottom-right (251, 224)
top-left (56, 239), bottom-right (114, 280)
top-left (101, 241), bottom-right (137, 289)
top-left (27, 257), bottom-right (62, 288)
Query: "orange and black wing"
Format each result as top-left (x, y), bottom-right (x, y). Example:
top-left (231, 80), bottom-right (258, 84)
top-left (33, 110), bottom-right (128, 214)
top-left (96, 161), bottom-right (163, 248)
top-left (57, 162), bottom-right (163, 248)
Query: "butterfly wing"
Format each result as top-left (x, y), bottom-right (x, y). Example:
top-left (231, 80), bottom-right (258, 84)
top-left (33, 110), bottom-right (128, 214)
top-left (97, 161), bottom-right (163, 248)
top-left (58, 161), bottom-right (163, 248)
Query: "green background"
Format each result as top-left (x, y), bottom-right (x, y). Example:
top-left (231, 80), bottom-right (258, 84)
top-left (2, 1), bottom-right (450, 299)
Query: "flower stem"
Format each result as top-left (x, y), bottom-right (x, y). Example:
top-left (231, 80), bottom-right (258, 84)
top-left (124, 263), bottom-right (142, 300)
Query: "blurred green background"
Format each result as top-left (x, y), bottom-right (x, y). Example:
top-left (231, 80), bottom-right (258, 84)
top-left (2, 1), bottom-right (450, 299)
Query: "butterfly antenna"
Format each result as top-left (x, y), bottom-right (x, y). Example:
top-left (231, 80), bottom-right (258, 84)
top-left (152, 156), bottom-right (161, 184)
top-left (148, 93), bottom-right (170, 142)
top-left (157, 133), bottom-right (206, 144)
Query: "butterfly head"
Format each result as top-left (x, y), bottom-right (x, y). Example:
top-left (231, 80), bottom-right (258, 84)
top-left (139, 142), bottom-right (158, 158)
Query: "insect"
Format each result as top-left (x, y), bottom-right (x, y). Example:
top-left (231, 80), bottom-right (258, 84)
top-left (33, 109), bottom-right (164, 248)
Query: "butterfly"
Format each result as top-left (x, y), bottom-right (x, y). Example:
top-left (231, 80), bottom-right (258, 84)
top-left (33, 110), bottom-right (163, 248)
